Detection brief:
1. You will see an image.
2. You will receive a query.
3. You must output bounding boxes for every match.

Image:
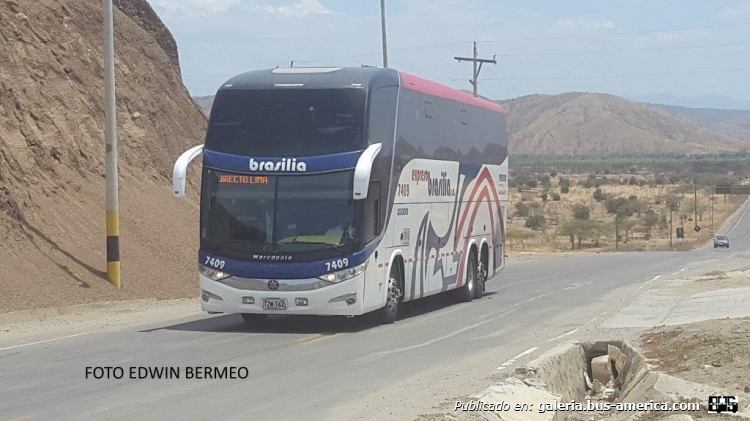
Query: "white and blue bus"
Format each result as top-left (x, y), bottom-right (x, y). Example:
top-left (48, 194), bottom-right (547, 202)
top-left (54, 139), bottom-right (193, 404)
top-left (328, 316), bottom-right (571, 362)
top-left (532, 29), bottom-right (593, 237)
top-left (173, 67), bottom-right (508, 324)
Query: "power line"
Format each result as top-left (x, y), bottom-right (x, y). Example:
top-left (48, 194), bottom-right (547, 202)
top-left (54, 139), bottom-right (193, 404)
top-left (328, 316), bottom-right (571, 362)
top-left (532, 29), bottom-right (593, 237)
top-left (490, 21), bottom-right (750, 43)
top-left (477, 67), bottom-right (750, 81)
top-left (499, 40), bottom-right (750, 57)
top-left (305, 41), bottom-right (474, 65)
top-left (486, 65), bottom-right (520, 98)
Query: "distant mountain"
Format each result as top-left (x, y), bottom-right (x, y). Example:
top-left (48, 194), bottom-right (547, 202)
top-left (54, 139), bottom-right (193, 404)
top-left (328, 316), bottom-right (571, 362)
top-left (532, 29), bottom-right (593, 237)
top-left (646, 104), bottom-right (750, 142)
top-left (628, 93), bottom-right (750, 110)
top-left (193, 92), bottom-right (749, 157)
top-left (193, 95), bottom-right (214, 116)
top-left (499, 93), bottom-right (748, 156)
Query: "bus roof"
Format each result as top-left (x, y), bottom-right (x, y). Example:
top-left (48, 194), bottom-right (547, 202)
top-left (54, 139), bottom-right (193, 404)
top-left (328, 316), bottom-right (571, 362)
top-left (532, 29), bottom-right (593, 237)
top-left (218, 67), bottom-right (505, 114)
top-left (399, 72), bottom-right (505, 114)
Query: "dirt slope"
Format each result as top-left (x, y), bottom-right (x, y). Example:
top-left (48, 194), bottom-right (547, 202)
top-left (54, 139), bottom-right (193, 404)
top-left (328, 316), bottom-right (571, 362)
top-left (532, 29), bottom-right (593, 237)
top-left (501, 93), bottom-right (748, 156)
top-left (0, 0), bottom-right (206, 312)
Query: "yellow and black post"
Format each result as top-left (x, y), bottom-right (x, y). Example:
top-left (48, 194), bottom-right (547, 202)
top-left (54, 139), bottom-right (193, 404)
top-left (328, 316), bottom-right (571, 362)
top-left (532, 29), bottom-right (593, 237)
top-left (104, 0), bottom-right (120, 289)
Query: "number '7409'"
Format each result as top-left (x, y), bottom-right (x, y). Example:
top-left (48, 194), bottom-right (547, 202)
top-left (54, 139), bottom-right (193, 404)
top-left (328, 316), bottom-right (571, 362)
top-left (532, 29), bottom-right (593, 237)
top-left (204, 256), bottom-right (225, 269)
top-left (325, 258), bottom-right (349, 271)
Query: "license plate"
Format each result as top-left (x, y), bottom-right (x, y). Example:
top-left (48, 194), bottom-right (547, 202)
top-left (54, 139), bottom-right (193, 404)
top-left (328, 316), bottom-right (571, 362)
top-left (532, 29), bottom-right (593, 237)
top-left (263, 298), bottom-right (287, 310)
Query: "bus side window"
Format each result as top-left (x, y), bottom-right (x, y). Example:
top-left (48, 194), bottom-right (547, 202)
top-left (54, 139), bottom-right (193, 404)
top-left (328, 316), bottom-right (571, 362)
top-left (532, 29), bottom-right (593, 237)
top-left (365, 181), bottom-right (382, 242)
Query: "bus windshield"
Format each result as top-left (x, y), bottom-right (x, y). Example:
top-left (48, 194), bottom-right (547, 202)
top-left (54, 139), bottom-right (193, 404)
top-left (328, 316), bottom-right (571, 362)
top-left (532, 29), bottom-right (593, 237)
top-left (200, 169), bottom-right (359, 261)
top-left (205, 88), bottom-right (367, 157)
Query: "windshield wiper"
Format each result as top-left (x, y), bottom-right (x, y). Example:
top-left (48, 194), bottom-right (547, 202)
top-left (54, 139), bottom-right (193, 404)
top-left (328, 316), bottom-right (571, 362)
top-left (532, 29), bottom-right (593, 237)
top-left (278, 239), bottom-right (346, 250)
top-left (210, 240), bottom-right (269, 253)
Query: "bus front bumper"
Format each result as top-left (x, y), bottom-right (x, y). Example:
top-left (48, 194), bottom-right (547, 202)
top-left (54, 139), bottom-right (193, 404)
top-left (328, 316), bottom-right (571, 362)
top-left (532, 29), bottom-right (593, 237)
top-left (199, 273), bottom-right (367, 316)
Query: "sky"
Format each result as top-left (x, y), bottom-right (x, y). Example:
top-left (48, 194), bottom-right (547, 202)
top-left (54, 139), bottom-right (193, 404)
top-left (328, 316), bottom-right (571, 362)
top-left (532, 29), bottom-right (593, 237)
top-left (149, 0), bottom-right (750, 108)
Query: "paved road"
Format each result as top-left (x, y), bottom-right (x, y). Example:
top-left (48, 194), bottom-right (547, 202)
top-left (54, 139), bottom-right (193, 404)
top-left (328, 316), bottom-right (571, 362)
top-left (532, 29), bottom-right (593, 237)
top-left (2, 202), bottom-right (749, 421)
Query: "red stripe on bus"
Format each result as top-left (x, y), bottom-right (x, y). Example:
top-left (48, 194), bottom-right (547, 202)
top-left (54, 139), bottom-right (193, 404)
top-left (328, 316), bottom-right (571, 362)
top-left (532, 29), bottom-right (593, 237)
top-left (400, 72), bottom-right (505, 114)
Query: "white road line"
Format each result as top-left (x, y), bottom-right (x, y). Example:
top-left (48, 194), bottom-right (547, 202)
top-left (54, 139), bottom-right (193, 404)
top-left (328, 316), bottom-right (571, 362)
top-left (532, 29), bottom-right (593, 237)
top-left (548, 328), bottom-right (579, 342)
top-left (358, 318), bottom-right (497, 361)
top-left (727, 199), bottom-right (750, 236)
top-left (487, 264), bottom-right (601, 293)
top-left (671, 267), bottom-right (687, 276)
top-left (726, 251), bottom-right (739, 259)
top-left (695, 198), bottom-right (750, 251)
top-left (585, 316), bottom-right (598, 325)
top-left (704, 259), bottom-right (717, 264)
top-left (0, 333), bottom-right (88, 352)
top-left (645, 275), bottom-right (661, 284)
top-left (470, 308), bottom-right (521, 340)
top-left (396, 302), bottom-right (469, 329)
top-left (497, 347), bottom-right (539, 369)
top-left (528, 292), bottom-right (554, 303)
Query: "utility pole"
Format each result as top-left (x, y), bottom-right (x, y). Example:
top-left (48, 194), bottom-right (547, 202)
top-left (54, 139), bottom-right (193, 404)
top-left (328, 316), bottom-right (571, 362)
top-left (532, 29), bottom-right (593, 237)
top-left (693, 181), bottom-right (698, 231)
top-left (615, 216), bottom-right (619, 252)
top-left (669, 210), bottom-right (673, 249)
top-left (103, 0), bottom-right (120, 289)
top-left (380, 0), bottom-right (388, 68)
top-left (454, 41), bottom-right (496, 97)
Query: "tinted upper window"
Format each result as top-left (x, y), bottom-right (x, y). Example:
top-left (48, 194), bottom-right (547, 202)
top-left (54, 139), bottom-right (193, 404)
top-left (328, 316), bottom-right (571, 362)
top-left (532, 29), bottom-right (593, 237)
top-left (206, 89), bottom-right (367, 157)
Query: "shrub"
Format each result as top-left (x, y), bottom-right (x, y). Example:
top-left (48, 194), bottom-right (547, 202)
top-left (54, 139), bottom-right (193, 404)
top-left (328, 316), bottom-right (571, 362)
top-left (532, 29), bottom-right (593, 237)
top-left (572, 204), bottom-right (591, 220)
top-left (525, 215), bottom-right (547, 231)
top-left (515, 202), bottom-right (530, 217)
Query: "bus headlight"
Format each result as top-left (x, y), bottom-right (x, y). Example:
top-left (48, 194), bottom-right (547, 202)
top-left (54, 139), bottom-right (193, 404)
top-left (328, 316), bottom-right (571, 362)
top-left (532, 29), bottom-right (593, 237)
top-left (318, 263), bottom-right (366, 284)
top-left (199, 264), bottom-right (231, 281)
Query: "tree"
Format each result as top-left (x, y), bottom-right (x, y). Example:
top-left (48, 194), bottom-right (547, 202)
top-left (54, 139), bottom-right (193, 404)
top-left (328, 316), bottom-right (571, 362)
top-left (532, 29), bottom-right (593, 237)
top-left (593, 188), bottom-right (605, 202)
top-left (515, 202), bottom-right (530, 217)
top-left (507, 229), bottom-right (536, 251)
top-left (589, 220), bottom-right (610, 247)
top-left (572, 204), bottom-right (591, 221)
top-left (620, 218), bottom-right (639, 243)
top-left (552, 193), bottom-right (561, 201)
top-left (658, 213), bottom-right (668, 230)
top-left (559, 219), bottom-right (597, 250)
top-left (540, 175), bottom-right (551, 187)
top-left (559, 220), bottom-right (580, 250)
top-left (525, 215), bottom-right (547, 231)
top-left (641, 212), bottom-right (660, 239)
top-left (606, 197), bottom-right (638, 217)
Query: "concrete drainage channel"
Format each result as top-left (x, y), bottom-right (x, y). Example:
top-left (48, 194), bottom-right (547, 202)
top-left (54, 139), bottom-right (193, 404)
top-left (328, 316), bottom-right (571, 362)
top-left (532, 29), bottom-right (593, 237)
top-left (460, 340), bottom-right (750, 421)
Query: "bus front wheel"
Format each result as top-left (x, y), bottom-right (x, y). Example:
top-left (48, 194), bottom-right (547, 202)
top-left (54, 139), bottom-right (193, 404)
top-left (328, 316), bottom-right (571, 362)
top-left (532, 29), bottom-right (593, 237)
top-left (376, 266), bottom-right (403, 324)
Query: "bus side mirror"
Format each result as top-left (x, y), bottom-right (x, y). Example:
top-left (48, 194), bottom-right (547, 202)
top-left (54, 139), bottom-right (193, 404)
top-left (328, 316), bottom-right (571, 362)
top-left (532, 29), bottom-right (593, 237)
top-left (353, 143), bottom-right (382, 200)
top-left (173, 145), bottom-right (204, 197)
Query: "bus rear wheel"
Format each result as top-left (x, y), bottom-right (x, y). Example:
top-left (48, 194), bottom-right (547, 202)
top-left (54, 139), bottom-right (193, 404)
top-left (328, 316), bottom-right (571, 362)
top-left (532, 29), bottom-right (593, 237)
top-left (376, 266), bottom-right (403, 324)
top-left (240, 313), bottom-right (268, 326)
top-left (457, 252), bottom-right (477, 303)
top-left (475, 251), bottom-right (488, 299)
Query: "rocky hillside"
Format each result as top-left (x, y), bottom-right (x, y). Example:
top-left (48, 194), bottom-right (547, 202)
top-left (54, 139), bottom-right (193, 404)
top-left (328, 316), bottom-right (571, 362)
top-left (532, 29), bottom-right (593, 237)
top-left (0, 0), bottom-right (206, 312)
top-left (501, 93), bottom-right (748, 156)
